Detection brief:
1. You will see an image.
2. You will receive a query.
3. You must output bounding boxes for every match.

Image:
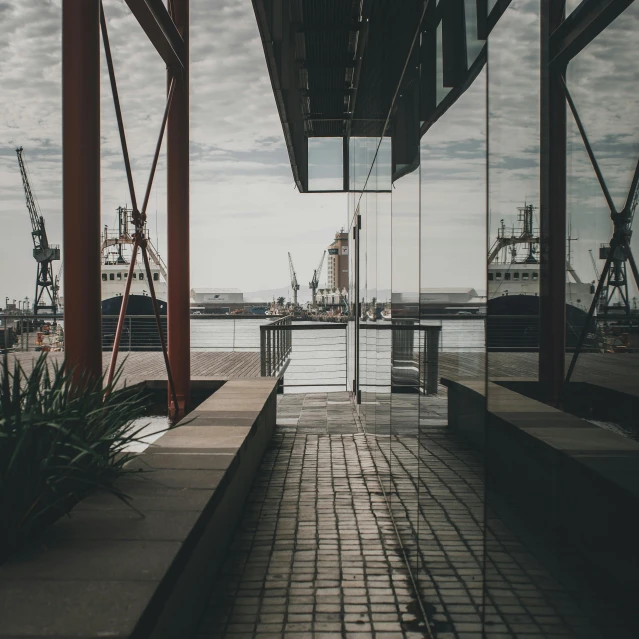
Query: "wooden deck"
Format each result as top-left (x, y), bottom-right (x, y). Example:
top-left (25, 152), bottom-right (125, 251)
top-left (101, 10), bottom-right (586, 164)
top-left (440, 352), bottom-right (639, 397)
top-left (5, 350), bottom-right (639, 398)
top-left (7, 351), bottom-right (261, 386)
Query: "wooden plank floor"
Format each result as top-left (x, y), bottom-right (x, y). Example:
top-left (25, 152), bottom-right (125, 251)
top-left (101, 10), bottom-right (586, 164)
top-left (7, 351), bottom-right (261, 387)
top-left (6, 350), bottom-right (638, 397)
top-left (440, 352), bottom-right (639, 397)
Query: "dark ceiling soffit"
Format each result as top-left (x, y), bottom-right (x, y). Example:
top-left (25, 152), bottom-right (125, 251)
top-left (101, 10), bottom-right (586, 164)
top-left (251, 0), bottom-right (305, 192)
top-left (124, 0), bottom-right (186, 70)
top-left (549, 0), bottom-right (634, 66)
top-left (420, 44), bottom-right (487, 137)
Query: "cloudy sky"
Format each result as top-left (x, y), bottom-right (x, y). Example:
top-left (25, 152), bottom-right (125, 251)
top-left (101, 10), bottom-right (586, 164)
top-left (0, 0), bottom-right (347, 305)
top-left (1, 0), bottom-right (637, 307)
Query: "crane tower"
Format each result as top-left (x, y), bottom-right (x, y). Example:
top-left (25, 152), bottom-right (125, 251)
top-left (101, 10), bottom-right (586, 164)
top-left (288, 252), bottom-right (300, 306)
top-left (16, 147), bottom-right (61, 314)
top-left (309, 250), bottom-right (326, 306)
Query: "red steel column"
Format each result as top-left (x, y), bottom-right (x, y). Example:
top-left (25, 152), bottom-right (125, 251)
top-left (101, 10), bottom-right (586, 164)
top-left (167, 0), bottom-right (190, 413)
top-left (62, 0), bottom-right (102, 384)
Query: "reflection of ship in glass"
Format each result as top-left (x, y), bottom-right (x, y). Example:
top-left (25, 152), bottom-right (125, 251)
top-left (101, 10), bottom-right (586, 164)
top-left (487, 204), bottom-right (595, 350)
top-left (101, 207), bottom-right (167, 351)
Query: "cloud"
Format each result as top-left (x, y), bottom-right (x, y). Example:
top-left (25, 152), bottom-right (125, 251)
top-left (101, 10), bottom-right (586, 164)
top-left (1, 0), bottom-right (637, 306)
top-left (0, 0), bottom-right (347, 303)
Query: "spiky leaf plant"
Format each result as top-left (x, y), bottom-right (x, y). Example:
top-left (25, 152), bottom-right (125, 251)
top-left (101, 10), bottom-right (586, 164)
top-left (0, 354), bottom-right (162, 563)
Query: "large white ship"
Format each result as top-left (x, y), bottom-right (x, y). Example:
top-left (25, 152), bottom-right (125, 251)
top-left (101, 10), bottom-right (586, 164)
top-left (101, 207), bottom-right (167, 350)
top-left (487, 204), bottom-right (595, 349)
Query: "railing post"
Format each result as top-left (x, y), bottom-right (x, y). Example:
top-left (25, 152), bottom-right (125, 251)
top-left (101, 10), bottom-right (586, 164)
top-left (266, 328), bottom-right (271, 376)
top-left (260, 326), bottom-right (266, 376)
top-left (425, 326), bottom-right (440, 395)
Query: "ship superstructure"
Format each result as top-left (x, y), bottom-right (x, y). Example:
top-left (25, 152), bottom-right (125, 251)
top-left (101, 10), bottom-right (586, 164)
top-left (101, 207), bottom-right (167, 350)
top-left (487, 204), bottom-right (595, 349)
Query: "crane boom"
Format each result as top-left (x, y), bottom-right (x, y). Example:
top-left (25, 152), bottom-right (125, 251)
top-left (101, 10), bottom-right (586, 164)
top-left (15, 147), bottom-right (60, 314)
top-left (589, 249), bottom-right (600, 280)
top-left (288, 252), bottom-right (300, 306)
top-left (309, 250), bottom-right (326, 306)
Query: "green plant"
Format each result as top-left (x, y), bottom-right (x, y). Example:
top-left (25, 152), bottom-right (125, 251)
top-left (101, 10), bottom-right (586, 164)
top-left (0, 354), bottom-right (160, 562)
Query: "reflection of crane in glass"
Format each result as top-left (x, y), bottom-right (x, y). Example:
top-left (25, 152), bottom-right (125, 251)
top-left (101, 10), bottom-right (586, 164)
top-left (596, 181), bottom-right (639, 315)
top-left (564, 74), bottom-right (639, 383)
top-left (309, 251), bottom-right (326, 307)
top-left (288, 252), bottom-right (300, 306)
top-left (16, 147), bottom-right (61, 314)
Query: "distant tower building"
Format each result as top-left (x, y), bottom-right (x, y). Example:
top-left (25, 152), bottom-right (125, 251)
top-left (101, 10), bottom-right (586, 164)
top-left (327, 229), bottom-right (349, 290)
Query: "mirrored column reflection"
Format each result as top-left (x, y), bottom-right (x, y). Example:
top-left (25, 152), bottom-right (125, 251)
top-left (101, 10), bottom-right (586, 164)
top-left (417, 65), bottom-right (487, 633)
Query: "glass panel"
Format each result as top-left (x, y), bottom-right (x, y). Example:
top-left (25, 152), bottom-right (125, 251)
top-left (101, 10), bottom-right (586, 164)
top-left (350, 137), bottom-right (391, 191)
top-left (562, 5), bottom-right (639, 634)
top-left (565, 1), bottom-right (639, 212)
top-left (390, 161), bottom-right (421, 577)
top-left (484, 0), bottom-right (639, 636)
top-left (465, 0), bottom-right (485, 68)
top-left (308, 137), bottom-right (343, 191)
top-left (436, 23), bottom-right (452, 104)
top-left (418, 64), bottom-right (487, 633)
top-left (566, 0), bottom-right (584, 17)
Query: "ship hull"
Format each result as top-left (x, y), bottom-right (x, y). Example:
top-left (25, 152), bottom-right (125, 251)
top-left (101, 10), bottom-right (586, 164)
top-left (487, 295), bottom-right (595, 351)
top-left (101, 295), bottom-right (167, 352)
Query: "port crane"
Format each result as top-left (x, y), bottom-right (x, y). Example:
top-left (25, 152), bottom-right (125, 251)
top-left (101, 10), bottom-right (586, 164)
top-left (309, 251), bottom-right (326, 306)
top-left (288, 252), bottom-right (300, 306)
top-left (16, 147), bottom-right (61, 314)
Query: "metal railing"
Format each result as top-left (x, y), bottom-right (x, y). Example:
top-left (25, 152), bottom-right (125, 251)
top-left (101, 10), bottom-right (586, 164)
top-left (360, 323), bottom-right (441, 394)
top-left (260, 316), bottom-right (292, 376)
top-left (260, 319), bottom-right (349, 389)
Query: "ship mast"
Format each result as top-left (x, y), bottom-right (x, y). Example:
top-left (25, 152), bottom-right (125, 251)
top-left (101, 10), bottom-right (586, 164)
top-left (488, 204), bottom-right (539, 265)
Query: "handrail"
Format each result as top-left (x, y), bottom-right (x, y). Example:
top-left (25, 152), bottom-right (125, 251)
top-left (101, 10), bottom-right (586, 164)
top-left (260, 316), bottom-right (293, 376)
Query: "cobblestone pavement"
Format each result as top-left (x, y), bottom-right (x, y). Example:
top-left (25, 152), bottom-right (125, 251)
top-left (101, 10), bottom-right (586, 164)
top-left (363, 392), bottom-right (608, 639)
top-left (196, 392), bottom-right (612, 639)
top-left (196, 392), bottom-right (428, 638)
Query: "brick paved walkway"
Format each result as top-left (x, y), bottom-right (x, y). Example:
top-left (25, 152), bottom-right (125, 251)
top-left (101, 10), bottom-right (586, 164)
top-left (196, 392), bottom-right (427, 638)
top-left (195, 392), bottom-right (617, 639)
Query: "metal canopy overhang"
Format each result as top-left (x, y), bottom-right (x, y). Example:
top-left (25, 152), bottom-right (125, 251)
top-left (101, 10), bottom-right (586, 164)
top-left (124, 0), bottom-right (186, 70)
top-left (251, 0), bottom-right (489, 192)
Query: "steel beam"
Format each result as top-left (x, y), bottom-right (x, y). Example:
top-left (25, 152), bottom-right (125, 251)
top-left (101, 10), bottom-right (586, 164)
top-left (124, 0), bottom-right (186, 71)
top-left (539, 0), bottom-right (567, 404)
top-left (62, 0), bottom-right (102, 385)
top-left (167, 0), bottom-right (190, 414)
top-left (550, 0), bottom-right (633, 66)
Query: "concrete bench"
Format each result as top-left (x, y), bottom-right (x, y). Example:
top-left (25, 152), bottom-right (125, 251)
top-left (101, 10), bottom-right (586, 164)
top-left (443, 377), bottom-right (639, 592)
top-left (0, 377), bottom-right (277, 639)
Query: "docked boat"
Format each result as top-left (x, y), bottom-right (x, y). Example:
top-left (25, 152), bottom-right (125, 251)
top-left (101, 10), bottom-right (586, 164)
top-left (101, 207), bottom-right (167, 351)
top-left (487, 204), bottom-right (596, 350)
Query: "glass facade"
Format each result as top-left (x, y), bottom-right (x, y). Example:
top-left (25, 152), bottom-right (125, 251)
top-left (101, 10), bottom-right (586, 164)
top-left (256, 0), bottom-right (639, 633)
top-left (340, 0), bottom-right (639, 636)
